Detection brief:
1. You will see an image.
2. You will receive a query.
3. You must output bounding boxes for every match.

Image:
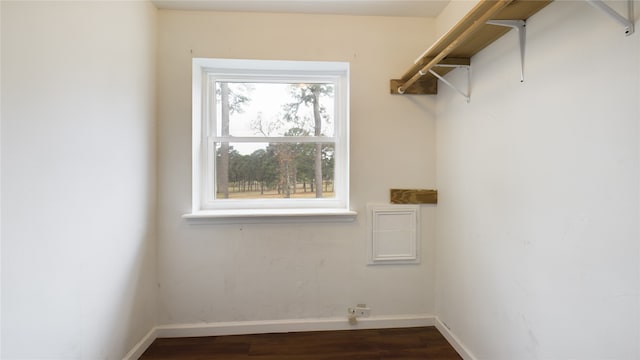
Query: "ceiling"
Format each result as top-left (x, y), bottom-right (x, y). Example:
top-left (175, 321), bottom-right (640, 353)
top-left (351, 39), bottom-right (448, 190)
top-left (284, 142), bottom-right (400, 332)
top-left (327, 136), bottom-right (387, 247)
top-left (151, 0), bottom-right (451, 18)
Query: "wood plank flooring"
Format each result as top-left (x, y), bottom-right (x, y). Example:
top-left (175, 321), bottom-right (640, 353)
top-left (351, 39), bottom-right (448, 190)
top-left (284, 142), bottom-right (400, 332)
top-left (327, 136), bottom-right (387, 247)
top-left (139, 326), bottom-right (462, 360)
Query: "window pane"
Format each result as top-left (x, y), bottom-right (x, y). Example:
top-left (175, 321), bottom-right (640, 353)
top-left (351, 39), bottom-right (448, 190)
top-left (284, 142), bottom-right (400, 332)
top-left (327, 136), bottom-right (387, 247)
top-left (215, 82), bottom-right (335, 137)
top-left (214, 142), bottom-right (336, 200)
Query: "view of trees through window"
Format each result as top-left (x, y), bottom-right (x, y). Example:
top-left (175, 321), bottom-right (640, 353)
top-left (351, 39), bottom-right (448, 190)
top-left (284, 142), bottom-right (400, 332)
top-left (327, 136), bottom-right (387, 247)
top-left (214, 81), bottom-right (336, 200)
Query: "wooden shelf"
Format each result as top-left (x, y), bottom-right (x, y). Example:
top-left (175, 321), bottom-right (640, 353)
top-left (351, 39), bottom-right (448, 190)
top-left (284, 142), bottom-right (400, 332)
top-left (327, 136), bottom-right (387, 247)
top-left (390, 0), bottom-right (552, 95)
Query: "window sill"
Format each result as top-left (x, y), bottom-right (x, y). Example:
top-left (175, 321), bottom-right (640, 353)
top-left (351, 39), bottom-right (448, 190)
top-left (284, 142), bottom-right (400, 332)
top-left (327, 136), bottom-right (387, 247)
top-left (183, 208), bottom-right (358, 224)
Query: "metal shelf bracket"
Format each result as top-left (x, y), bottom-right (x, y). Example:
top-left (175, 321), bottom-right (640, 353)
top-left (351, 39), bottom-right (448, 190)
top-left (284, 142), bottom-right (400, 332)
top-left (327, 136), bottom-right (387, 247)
top-left (486, 20), bottom-right (526, 82)
top-left (428, 64), bottom-right (471, 103)
top-left (586, 0), bottom-right (635, 36)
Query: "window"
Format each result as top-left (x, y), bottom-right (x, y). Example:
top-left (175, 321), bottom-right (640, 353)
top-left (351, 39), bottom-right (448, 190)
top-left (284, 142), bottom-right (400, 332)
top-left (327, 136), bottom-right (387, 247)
top-left (188, 58), bottom-right (353, 219)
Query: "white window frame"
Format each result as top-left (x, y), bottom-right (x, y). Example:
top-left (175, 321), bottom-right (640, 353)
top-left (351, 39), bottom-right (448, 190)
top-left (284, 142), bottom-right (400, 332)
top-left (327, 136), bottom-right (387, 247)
top-left (186, 58), bottom-right (355, 222)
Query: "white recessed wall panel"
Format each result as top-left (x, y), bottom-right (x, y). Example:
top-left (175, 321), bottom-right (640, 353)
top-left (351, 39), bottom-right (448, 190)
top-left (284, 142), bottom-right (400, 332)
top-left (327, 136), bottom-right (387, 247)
top-left (368, 204), bottom-right (420, 264)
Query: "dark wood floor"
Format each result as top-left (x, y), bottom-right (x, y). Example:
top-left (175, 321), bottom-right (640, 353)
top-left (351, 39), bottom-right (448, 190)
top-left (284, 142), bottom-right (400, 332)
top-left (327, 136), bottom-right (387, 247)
top-left (139, 326), bottom-right (462, 360)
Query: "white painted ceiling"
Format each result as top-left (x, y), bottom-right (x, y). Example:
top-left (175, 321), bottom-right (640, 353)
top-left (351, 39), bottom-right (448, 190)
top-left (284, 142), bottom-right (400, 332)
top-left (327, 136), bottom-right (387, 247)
top-left (151, 0), bottom-right (451, 18)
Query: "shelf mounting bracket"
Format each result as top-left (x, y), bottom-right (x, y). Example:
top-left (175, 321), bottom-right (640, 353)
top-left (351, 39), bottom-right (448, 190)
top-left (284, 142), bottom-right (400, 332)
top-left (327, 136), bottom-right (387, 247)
top-left (486, 20), bottom-right (526, 82)
top-left (428, 64), bottom-right (471, 103)
top-left (586, 0), bottom-right (635, 36)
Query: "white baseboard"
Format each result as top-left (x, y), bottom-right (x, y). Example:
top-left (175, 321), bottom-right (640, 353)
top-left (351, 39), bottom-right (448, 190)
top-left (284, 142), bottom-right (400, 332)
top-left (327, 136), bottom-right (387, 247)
top-left (123, 314), bottom-right (435, 359)
top-left (435, 317), bottom-right (477, 360)
top-left (122, 327), bottom-right (157, 360)
top-left (155, 314), bottom-right (435, 338)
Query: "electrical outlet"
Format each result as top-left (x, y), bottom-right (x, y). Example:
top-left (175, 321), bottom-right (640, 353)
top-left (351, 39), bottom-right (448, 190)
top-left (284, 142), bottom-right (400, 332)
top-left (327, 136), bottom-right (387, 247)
top-left (348, 305), bottom-right (371, 318)
top-left (355, 306), bottom-right (370, 317)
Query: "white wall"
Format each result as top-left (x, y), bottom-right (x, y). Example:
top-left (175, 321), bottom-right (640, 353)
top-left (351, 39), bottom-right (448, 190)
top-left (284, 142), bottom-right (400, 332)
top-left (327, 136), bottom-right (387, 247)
top-left (0, 1), bottom-right (4, 356)
top-left (436, 0), bottom-right (479, 38)
top-left (436, 1), bottom-right (640, 359)
top-left (1, 1), bottom-right (157, 358)
top-left (156, 11), bottom-right (438, 325)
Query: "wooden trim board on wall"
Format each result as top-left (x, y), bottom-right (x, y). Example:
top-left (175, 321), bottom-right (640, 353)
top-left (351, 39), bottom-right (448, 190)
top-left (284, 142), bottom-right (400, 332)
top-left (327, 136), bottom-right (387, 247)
top-left (390, 189), bottom-right (438, 204)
